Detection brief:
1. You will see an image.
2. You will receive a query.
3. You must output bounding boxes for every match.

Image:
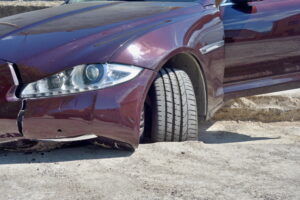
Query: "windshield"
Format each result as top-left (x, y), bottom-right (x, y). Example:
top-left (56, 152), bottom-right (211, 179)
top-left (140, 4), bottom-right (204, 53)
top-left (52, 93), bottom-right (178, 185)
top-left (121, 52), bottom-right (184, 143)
top-left (68, 0), bottom-right (197, 3)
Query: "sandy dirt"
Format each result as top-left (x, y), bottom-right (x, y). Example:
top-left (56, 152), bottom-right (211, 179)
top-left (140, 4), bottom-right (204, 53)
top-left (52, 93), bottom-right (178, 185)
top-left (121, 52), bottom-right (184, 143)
top-left (0, 121), bottom-right (299, 200)
top-left (0, 1), bottom-right (62, 18)
top-left (214, 89), bottom-right (300, 122)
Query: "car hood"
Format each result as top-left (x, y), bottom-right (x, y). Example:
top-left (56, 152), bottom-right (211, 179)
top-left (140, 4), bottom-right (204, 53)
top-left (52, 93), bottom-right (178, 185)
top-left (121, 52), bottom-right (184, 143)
top-left (0, 1), bottom-right (200, 83)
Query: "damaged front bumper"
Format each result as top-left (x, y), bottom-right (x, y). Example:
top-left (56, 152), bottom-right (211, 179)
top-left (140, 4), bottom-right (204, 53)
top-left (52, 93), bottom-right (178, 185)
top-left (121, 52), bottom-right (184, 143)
top-left (0, 61), bottom-right (23, 142)
top-left (0, 61), bottom-right (155, 149)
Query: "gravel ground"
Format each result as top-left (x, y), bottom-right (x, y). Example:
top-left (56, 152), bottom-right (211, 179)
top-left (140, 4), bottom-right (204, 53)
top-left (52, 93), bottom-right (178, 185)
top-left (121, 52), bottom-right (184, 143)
top-left (0, 120), bottom-right (299, 200)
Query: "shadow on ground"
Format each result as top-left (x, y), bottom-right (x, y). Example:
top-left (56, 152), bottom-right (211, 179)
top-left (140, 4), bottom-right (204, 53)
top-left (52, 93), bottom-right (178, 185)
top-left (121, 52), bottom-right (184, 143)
top-left (0, 122), bottom-right (280, 164)
top-left (0, 141), bottom-right (133, 165)
top-left (199, 121), bottom-right (280, 144)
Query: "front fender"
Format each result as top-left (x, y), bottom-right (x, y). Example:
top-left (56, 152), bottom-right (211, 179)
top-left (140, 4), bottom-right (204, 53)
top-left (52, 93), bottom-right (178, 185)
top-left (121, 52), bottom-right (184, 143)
top-left (110, 6), bottom-right (225, 118)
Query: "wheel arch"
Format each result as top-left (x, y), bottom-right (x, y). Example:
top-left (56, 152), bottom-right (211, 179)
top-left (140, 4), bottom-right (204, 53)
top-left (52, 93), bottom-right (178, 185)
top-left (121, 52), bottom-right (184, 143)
top-left (156, 52), bottom-right (208, 121)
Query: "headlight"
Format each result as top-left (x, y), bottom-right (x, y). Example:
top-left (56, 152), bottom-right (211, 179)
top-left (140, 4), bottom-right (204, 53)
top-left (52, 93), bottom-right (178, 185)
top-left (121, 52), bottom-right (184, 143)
top-left (20, 63), bottom-right (143, 99)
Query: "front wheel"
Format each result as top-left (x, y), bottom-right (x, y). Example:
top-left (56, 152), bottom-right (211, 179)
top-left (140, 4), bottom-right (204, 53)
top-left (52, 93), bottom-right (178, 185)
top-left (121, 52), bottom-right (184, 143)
top-left (149, 68), bottom-right (199, 142)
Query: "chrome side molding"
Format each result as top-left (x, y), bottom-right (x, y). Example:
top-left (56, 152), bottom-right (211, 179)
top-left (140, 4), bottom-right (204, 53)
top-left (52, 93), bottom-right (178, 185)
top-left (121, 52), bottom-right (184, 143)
top-left (200, 40), bottom-right (224, 55)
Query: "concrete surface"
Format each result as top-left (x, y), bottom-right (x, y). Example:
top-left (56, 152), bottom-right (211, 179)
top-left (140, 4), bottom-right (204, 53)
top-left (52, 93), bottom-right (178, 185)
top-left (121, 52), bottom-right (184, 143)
top-left (0, 121), bottom-right (299, 200)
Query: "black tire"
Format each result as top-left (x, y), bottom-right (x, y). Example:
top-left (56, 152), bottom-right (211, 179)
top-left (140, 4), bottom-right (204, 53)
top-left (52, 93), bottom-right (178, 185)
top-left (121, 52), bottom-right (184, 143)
top-left (150, 67), bottom-right (199, 142)
top-left (139, 107), bottom-right (145, 142)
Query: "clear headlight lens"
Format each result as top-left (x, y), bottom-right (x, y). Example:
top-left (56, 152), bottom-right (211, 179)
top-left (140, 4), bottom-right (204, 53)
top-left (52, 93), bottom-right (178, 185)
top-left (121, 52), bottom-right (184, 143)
top-left (21, 63), bottom-right (143, 99)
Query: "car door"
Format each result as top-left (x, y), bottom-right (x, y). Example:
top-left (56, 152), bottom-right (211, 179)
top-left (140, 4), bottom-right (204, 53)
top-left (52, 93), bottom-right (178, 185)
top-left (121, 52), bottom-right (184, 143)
top-left (219, 0), bottom-right (300, 94)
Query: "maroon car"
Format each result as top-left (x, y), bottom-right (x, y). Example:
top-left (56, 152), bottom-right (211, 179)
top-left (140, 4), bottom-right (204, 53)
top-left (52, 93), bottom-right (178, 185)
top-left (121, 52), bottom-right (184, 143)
top-left (0, 0), bottom-right (299, 150)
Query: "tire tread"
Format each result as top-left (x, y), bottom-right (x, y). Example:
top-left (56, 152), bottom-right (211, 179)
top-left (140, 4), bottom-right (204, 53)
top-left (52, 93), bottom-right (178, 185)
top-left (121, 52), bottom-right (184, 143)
top-left (151, 67), bottom-right (198, 142)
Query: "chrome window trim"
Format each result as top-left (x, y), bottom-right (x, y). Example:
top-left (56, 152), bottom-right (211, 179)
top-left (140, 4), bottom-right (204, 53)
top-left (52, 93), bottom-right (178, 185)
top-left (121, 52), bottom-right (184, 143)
top-left (220, 0), bottom-right (234, 6)
top-left (8, 63), bottom-right (19, 86)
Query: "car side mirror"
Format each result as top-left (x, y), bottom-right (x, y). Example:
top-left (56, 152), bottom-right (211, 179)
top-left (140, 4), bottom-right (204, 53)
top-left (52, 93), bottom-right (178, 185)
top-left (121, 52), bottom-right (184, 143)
top-left (231, 0), bottom-right (258, 14)
top-left (231, 0), bottom-right (249, 5)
